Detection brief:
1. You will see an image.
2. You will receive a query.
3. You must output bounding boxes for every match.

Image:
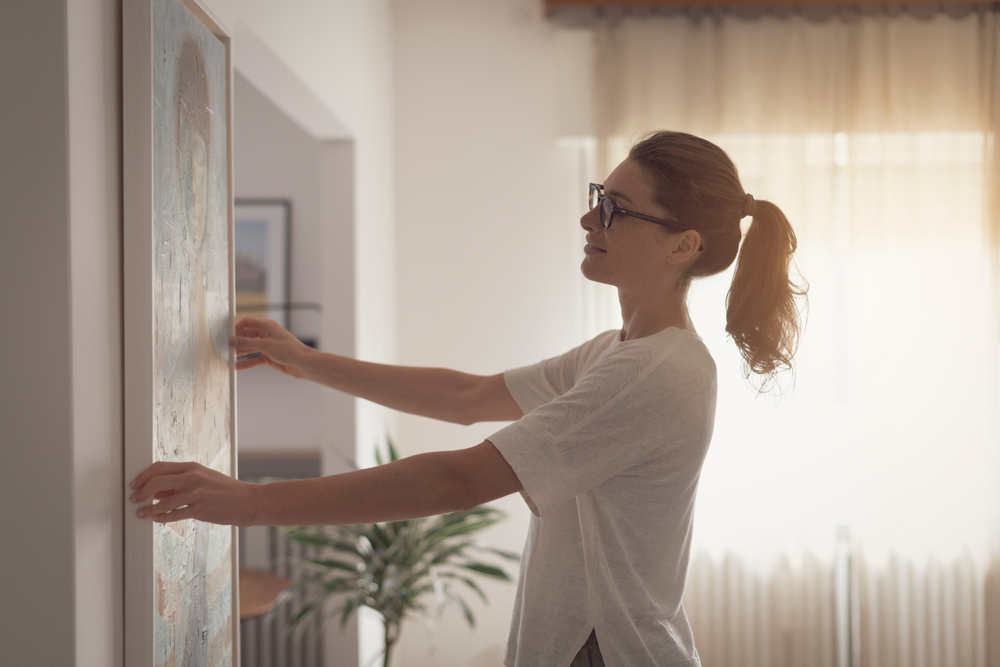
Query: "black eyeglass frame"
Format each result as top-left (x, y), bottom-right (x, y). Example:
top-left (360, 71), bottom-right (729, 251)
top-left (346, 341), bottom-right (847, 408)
top-left (589, 182), bottom-right (684, 230)
top-left (589, 183), bottom-right (703, 251)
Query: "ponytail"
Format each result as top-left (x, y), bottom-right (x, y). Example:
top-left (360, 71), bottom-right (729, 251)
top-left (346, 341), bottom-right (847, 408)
top-left (725, 200), bottom-right (807, 391)
top-left (628, 130), bottom-right (807, 392)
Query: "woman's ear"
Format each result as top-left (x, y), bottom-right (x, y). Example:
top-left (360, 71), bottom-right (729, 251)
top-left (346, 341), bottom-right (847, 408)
top-left (666, 230), bottom-right (702, 265)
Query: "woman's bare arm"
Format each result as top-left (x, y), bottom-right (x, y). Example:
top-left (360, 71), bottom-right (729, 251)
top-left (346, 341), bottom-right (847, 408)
top-left (129, 440), bottom-right (524, 527)
top-left (298, 355), bottom-right (522, 425)
top-left (250, 440), bottom-right (521, 526)
top-left (230, 317), bottom-right (524, 425)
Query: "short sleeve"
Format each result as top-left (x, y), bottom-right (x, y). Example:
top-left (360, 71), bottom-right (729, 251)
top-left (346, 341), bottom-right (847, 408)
top-left (503, 330), bottom-right (619, 414)
top-left (490, 337), bottom-right (711, 517)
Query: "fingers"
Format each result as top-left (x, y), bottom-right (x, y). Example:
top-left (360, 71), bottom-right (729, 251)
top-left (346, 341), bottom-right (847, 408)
top-left (231, 337), bottom-right (274, 372)
top-left (256, 318), bottom-right (290, 336)
top-left (235, 316), bottom-right (265, 334)
top-left (130, 471), bottom-right (188, 504)
top-left (130, 464), bottom-right (204, 522)
top-left (136, 489), bottom-right (193, 520)
top-left (130, 460), bottom-right (197, 491)
top-left (229, 334), bottom-right (261, 351)
top-left (229, 332), bottom-right (281, 354)
top-left (235, 354), bottom-right (267, 371)
top-left (235, 316), bottom-right (287, 338)
top-left (151, 505), bottom-right (199, 524)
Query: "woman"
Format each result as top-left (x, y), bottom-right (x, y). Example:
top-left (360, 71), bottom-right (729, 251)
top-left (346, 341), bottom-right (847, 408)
top-left (130, 131), bottom-right (804, 666)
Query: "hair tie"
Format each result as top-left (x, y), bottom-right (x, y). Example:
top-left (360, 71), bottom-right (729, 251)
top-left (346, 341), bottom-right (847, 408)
top-left (742, 193), bottom-right (756, 218)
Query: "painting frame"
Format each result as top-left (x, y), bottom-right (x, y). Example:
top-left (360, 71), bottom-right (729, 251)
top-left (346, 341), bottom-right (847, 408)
top-left (123, 0), bottom-right (239, 665)
top-left (234, 198), bottom-right (292, 330)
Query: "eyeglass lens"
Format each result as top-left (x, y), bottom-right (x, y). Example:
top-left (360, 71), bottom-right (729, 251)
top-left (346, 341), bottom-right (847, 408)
top-left (601, 197), bottom-right (614, 228)
top-left (589, 184), bottom-right (613, 228)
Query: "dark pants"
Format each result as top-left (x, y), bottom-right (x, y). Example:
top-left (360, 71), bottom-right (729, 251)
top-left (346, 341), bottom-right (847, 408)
top-left (570, 629), bottom-right (605, 667)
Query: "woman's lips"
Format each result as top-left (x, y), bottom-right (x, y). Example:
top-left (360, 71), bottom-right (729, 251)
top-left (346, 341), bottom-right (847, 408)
top-left (584, 243), bottom-right (606, 255)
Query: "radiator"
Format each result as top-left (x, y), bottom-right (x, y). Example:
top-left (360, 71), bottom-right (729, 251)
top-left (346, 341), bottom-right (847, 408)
top-left (684, 549), bottom-right (836, 667)
top-left (238, 455), bottom-right (328, 667)
top-left (855, 550), bottom-right (987, 667)
top-left (683, 532), bottom-right (994, 667)
top-left (236, 453), bottom-right (995, 667)
top-left (239, 523), bottom-right (326, 667)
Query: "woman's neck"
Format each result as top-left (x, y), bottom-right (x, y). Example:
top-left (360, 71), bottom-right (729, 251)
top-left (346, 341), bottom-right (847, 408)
top-left (617, 280), bottom-right (694, 341)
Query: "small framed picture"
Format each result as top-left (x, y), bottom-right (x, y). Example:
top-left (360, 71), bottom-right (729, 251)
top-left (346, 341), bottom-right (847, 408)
top-left (234, 199), bottom-right (291, 329)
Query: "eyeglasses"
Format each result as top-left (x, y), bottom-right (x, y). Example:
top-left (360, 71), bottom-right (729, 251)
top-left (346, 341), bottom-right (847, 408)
top-left (589, 183), bottom-right (686, 231)
top-left (588, 183), bottom-right (703, 251)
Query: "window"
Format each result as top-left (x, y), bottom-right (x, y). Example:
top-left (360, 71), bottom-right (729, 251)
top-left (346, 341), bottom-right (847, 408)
top-left (583, 132), bottom-right (999, 569)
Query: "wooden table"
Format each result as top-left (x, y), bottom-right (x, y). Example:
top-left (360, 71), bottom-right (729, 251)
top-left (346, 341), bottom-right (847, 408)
top-left (239, 568), bottom-right (293, 620)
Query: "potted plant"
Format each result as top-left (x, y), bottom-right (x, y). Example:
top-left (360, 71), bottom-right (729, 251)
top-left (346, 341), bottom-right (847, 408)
top-left (282, 441), bottom-right (519, 667)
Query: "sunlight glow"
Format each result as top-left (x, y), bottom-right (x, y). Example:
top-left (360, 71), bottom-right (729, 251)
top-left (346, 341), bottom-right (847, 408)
top-left (588, 132), bottom-right (999, 570)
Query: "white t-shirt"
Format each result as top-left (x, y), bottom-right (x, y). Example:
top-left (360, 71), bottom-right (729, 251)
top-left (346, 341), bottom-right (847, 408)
top-left (487, 327), bottom-right (717, 667)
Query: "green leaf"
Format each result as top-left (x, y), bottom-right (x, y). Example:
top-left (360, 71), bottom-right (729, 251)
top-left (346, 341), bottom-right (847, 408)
top-left (480, 546), bottom-right (521, 561)
top-left (438, 572), bottom-right (489, 605)
top-left (423, 516), bottom-right (501, 543)
top-left (428, 542), bottom-right (472, 565)
top-left (282, 446), bottom-right (516, 645)
top-left (446, 592), bottom-right (476, 628)
top-left (284, 530), bottom-right (339, 549)
top-left (287, 601), bottom-right (320, 634)
top-left (339, 597), bottom-right (357, 629)
top-left (302, 557), bottom-right (359, 573)
top-left (321, 577), bottom-right (358, 593)
top-left (368, 523), bottom-right (391, 550)
top-left (285, 528), bottom-right (365, 557)
top-left (458, 562), bottom-right (512, 580)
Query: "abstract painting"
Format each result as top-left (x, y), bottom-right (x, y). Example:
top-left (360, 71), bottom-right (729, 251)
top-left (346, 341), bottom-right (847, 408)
top-left (152, 0), bottom-right (232, 664)
top-left (125, 0), bottom-right (237, 664)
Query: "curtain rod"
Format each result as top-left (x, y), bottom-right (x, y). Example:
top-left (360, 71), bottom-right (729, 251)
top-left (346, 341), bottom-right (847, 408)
top-left (545, 0), bottom-right (997, 22)
top-left (547, 0), bottom-right (984, 7)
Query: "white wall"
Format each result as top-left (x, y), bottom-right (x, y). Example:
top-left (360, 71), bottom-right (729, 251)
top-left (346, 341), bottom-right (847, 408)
top-left (234, 72), bottom-right (360, 664)
top-left (0, 0), bottom-right (124, 664)
top-left (233, 72), bottom-right (355, 458)
top-left (235, 71), bottom-right (325, 348)
top-left (205, 0), bottom-right (399, 470)
top-left (0, 1), bottom-right (77, 664)
top-left (0, 1), bottom-right (596, 663)
top-left (0, 2), bottom-right (394, 665)
top-left (392, 1), bottom-right (594, 664)
top-left (211, 8), bottom-right (398, 660)
top-left (68, 0), bottom-right (124, 664)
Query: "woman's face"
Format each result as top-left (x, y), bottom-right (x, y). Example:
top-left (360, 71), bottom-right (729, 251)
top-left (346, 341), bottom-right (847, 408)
top-left (580, 157), bottom-right (686, 289)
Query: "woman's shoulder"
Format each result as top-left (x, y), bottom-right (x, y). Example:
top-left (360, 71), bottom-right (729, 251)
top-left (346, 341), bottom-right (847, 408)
top-left (600, 327), bottom-right (717, 388)
top-left (610, 326), bottom-right (712, 360)
top-left (554, 328), bottom-right (716, 396)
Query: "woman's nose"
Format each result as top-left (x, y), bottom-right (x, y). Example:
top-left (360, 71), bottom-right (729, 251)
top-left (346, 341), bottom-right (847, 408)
top-left (580, 206), bottom-right (600, 232)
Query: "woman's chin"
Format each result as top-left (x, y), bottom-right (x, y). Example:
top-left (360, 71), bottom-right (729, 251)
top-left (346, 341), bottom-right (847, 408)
top-left (580, 260), bottom-right (615, 286)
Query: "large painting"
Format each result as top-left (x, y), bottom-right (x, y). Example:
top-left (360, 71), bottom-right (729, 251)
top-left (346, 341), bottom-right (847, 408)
top-left (124, 0), bottom-right (239, 664)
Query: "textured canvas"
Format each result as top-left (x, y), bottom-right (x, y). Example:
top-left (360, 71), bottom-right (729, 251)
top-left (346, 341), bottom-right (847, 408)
top-left (151, 0), bottom-right (233, 664)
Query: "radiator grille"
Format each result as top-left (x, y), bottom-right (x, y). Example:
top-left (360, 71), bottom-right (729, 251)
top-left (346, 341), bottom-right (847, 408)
top-left (238, 455), bottom-right (327, 667)
top-left (683, 542), bottom-right (993, 667)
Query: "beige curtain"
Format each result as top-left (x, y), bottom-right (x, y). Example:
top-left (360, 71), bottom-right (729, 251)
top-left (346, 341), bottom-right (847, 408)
top-left (592, 7), bottom-right (1000, 666)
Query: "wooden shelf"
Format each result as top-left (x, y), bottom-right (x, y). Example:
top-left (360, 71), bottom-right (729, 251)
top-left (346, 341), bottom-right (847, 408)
top-left (239, 568), bottom-right (293, 620)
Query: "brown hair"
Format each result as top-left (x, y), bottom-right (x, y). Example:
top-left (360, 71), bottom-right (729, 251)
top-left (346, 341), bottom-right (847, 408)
top-left (628, 131), bottom-right (807, 391)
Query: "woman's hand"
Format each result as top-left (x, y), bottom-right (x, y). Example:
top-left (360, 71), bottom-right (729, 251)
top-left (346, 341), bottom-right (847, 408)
top-left (230, 316), bottom-right (313, 378)
top-left (129, 461), bottom-right (258, 527)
